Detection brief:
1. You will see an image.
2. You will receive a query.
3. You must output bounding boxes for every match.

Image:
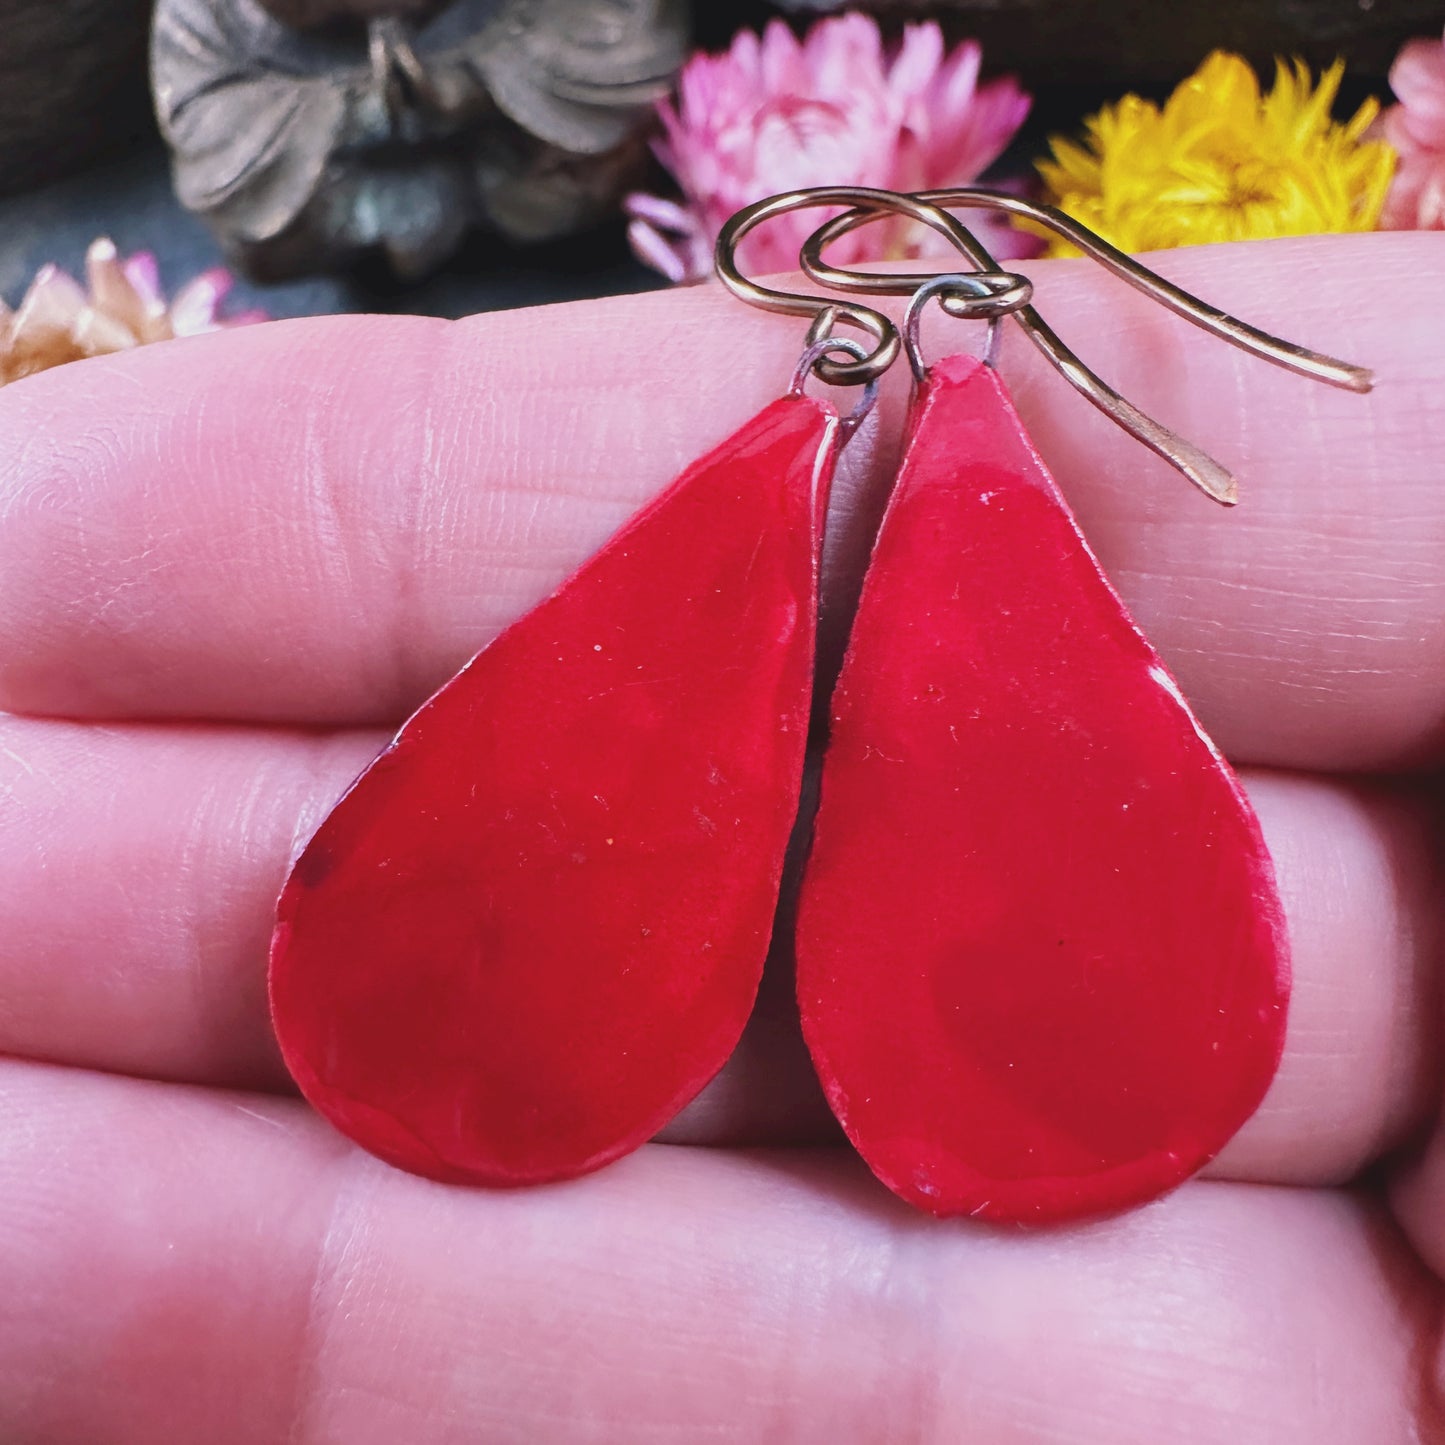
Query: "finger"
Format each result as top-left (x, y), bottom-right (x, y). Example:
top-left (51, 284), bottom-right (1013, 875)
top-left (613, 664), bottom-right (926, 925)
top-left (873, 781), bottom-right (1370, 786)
top-left (0, 304), bottom-right (855, 728)
top-left (0, 716), bottom-right (375, 1090)
top-left (1380, 795), bottom-right (1445, 1282)
top-left (2, 714), bottom-right (1437, 1185)
top-left (0, 236), bottom-right (1441, 772)
top-left (995, 231), bottom-right (1445, 770)
top-left (0, 1060), bottom-right (1436, 1445)
top-left (1205, 770), bottom-right (1441, 1185)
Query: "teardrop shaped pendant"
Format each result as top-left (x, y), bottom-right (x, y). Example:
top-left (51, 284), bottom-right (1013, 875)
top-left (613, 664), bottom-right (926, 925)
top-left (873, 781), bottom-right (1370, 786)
top-left (796, 353), bottom-right (1290, 1223)
top-left (270, 395), bottom-right (840, 1186)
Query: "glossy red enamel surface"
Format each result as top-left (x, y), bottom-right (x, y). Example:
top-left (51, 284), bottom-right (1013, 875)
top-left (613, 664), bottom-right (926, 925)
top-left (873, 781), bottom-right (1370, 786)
top-left (270, 397), bottom-right (838, 1186)
top-left (796, 354), bottom-right (1289, 1224)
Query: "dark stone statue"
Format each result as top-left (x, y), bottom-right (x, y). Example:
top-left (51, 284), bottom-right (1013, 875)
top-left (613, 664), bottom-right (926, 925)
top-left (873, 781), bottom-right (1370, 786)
top-left (152, 0), bottom-right (687, 279)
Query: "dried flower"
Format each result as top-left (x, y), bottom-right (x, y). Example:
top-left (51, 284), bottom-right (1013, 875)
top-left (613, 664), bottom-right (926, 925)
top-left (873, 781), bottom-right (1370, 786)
top-left (626, 14), bottom-right (1034, 284)
top-left (1377, 27), bottom-right (1445, 230)
top-left (1038, 51), bottom-right (1396, 256)
top-left (0, 240), bottom-right (266, 386)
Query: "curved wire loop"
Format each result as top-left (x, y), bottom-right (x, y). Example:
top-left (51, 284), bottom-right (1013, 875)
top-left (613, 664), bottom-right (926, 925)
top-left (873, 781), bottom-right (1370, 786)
top-left (790, 333), bottom-right (880, 433)
top-left (713, 187), bottom-right (1026, 389)
top-left (903, 273), bottom-right (1033, 380)
top-left (799, 187), bottom-right (1374, 505)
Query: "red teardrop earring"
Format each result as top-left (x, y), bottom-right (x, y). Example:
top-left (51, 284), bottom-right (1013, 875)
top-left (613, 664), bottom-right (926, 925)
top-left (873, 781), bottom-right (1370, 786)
top-left (767, 190), bottom-right (1375, 1225)
top-left (268, 188), bottom-right (980, 1189)
top-left (268, 332), bottom-right (873, 1187)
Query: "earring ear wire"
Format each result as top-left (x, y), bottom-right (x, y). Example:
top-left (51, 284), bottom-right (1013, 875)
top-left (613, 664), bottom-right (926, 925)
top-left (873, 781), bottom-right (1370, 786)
top-left (713, 187), bottom-right (1021, 393)
top-left (795, 187), bottom-right (1373, 507)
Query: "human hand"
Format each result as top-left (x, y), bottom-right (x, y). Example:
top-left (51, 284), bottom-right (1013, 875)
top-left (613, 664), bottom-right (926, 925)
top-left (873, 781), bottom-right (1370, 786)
top-left (1, 233), bottom-right (1443, 1442)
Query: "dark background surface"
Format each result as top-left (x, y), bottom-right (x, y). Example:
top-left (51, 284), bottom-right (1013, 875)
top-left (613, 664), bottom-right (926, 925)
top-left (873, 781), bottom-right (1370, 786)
top-left (0, 141), bottom-right (673, 324)
top-left (0, 0), bottom-right (1428, 323)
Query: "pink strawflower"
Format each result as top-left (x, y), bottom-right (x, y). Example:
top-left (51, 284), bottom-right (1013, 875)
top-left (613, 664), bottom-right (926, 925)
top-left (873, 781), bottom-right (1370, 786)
top-left (0, 240), bottom-right (266, 386)
top-left (1378, 26), bottom-right (1445, 230)
top-left (626, 14), bottom-right (1036, 284)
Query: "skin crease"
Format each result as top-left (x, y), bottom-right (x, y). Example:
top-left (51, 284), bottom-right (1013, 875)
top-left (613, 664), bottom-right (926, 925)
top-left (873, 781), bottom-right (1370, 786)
top-left (0, 232), bottom-right (1441, 1440)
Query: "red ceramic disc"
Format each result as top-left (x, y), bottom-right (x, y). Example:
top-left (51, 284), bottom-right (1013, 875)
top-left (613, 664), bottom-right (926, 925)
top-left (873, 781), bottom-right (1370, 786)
top-left (796, 353), bottom-right (1289, 1224)
top-left (270, 396), bottom-right (839, 1186)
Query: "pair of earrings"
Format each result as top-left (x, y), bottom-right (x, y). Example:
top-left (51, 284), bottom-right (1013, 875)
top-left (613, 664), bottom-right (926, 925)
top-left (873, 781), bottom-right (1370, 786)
top-left (268, 187), bottom-right (1372, 1225)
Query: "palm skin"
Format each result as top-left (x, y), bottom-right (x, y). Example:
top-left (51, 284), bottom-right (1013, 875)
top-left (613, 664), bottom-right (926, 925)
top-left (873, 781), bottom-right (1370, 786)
top-left (0, 232), bottom-right (1443, 1443)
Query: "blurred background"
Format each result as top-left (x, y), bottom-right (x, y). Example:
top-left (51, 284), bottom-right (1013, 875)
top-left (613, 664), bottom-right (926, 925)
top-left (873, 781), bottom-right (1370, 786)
top-left (0, 0), bottom-right (1435, 325)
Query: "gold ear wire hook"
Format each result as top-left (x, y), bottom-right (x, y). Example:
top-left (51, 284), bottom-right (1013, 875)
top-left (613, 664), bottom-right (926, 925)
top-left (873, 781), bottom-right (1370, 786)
top-left (800, 188), bottom-right (1374, 506)
top-left (714, 187), bottom-right (1022, 390)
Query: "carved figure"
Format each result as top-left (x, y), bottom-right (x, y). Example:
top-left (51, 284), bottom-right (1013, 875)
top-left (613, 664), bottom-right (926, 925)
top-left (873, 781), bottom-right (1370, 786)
top-left (152, 0), bottom-right (686, 278)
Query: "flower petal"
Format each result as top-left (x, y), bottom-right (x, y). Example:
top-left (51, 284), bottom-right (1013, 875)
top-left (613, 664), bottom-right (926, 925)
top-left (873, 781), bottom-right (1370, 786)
top-left (632, 14), bottom-right (1031, 283)
top-left (169, 269), bottom-right (235, 337)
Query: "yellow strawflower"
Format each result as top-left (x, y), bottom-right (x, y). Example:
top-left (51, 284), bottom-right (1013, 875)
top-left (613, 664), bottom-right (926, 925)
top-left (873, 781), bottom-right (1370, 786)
top-left (1037, 51), bottom-right (1396, 255)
